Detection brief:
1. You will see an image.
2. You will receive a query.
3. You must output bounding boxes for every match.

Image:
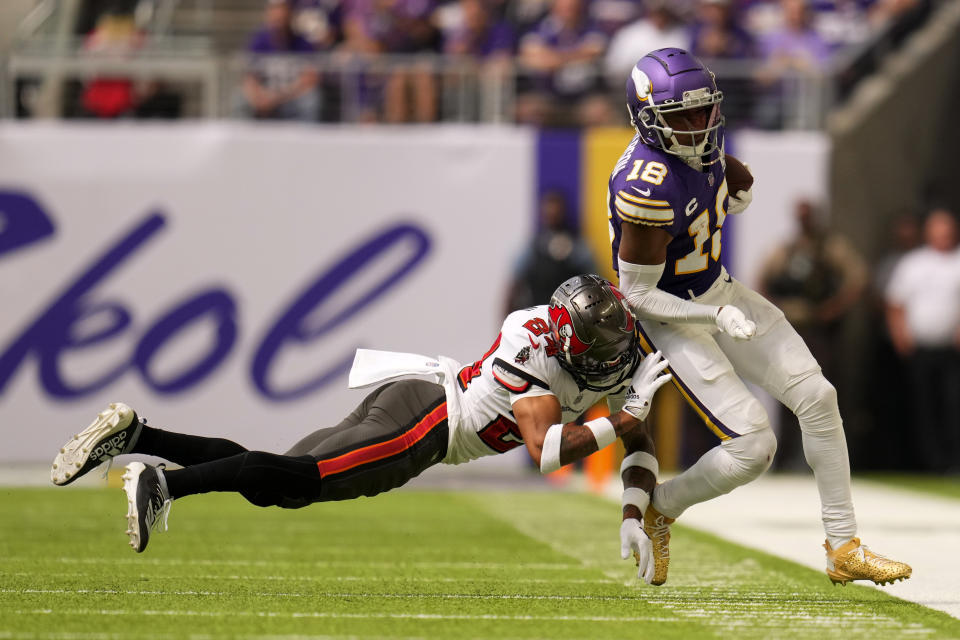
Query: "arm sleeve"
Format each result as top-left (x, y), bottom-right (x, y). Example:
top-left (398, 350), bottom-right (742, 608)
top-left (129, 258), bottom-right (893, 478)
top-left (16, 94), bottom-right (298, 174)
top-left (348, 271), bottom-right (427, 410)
top-left (618, 260), bottom-right (719, 325)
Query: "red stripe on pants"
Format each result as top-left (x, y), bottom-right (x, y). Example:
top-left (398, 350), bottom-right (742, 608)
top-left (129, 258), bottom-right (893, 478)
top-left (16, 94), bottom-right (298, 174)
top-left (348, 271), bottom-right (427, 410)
top-left (315, 403), bottom-right (447, 478)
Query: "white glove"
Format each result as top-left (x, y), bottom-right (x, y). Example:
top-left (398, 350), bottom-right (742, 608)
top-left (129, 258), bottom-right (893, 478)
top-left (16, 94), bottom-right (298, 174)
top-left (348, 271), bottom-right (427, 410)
top-left (622, 351), bottom-right (672, 421)
top-left (727, 187), bottom-right (753, 215)
top-left (620, 519), bottom-right (655, 584)
top-left (715, 305), bottom-right (756, 340)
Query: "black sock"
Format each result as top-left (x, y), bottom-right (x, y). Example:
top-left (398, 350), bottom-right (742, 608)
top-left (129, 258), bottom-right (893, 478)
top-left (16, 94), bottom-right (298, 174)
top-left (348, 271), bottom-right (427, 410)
top-left (163, 451), bottom-right (322, 508)
top-left (132, 425), bottom-right (248, 466)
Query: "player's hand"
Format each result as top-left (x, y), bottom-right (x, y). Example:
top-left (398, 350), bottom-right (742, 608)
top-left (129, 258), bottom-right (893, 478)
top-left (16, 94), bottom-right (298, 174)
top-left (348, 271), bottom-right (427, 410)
top-left (620, 519), bottom-right (655, 584)
top-left (622, 351), bottom-right (672, 421)
top-left (727, 187), bottom-right (753, 215)
top-left (716, 305), bottom-right (756, 340)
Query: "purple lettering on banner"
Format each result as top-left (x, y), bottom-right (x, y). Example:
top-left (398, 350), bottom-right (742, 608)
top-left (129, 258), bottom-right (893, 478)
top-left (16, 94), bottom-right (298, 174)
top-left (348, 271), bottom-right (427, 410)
top-left (0, 199), bottom-right (432, 402)
top-left (0, 213), bottom-right (166, 398)
top-left (134, 289), bottom-right (238, 393)
top-left (252, 222), bottom-right (431, 401)
top-left (0, 191), bottom-right (55, 259)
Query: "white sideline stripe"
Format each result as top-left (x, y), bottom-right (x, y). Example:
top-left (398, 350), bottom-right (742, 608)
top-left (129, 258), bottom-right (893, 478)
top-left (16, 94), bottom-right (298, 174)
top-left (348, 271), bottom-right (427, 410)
top-left (5, 557), bottom-right (582, 571)
top-left (2, 589), bottom-right (635, 601)
top-left (12, 609), bottom-right (681, 623)
top-left (8, 572), bottom-right (615, 586)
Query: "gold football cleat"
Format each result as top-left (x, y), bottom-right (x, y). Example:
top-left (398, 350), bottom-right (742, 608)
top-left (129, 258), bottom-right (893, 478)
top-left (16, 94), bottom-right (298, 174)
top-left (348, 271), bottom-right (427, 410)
top-left (824, 537), bottom-right (912, 586)
top-left (643, 503), bottom-right (675, 586)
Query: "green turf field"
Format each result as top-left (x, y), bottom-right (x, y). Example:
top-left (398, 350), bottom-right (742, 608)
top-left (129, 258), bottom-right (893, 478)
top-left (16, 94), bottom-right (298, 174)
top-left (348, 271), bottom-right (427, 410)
top-left (2, 487), bottom-right (958, 639)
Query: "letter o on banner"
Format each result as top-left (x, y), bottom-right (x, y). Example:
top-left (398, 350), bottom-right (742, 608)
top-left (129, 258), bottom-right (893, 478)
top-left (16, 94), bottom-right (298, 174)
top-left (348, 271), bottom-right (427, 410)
top-left (134, 289), bottom-right (238, 393)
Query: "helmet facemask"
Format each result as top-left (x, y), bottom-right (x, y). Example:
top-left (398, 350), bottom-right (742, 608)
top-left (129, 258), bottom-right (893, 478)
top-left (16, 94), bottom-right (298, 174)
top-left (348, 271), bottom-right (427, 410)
top-left (637, 87), bottom-right (724, 169)
top-left (556, 342), bottom-right (640, 392)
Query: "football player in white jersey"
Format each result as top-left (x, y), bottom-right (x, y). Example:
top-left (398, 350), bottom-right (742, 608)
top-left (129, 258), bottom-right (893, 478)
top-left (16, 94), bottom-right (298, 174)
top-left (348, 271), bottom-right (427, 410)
top-left (606, 48), bottom-right (911, 586)
top-left (51, 275), bottom-right (671, 581)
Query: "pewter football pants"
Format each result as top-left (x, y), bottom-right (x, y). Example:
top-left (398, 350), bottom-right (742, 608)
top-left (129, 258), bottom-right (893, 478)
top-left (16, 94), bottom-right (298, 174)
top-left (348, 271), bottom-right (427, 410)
top-left (137, 380), bottom-right (449, 509)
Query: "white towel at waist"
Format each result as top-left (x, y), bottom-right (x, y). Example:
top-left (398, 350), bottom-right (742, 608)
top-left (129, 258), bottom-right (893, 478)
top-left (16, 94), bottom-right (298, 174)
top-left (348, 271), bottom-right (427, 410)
top-left (348, 348), bottom-right (450, 389)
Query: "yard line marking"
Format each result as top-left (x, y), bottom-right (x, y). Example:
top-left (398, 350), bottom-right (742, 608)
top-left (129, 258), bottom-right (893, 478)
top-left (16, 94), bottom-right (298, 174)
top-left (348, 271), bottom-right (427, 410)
top-left (11, 609), bottom-right (683, 623)
top-left (3, 589), bottom-right (637, 601)
top-left (2, 558), bottom-right (584, 571)
top-left (7, 572), bottom-right (616, 585)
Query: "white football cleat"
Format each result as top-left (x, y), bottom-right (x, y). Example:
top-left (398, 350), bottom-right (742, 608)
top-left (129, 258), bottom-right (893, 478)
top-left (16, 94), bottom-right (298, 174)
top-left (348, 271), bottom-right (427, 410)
top-left (122, 462), bottom-right (171, 553)
top-left (51, 402), bottom-right (144, 486)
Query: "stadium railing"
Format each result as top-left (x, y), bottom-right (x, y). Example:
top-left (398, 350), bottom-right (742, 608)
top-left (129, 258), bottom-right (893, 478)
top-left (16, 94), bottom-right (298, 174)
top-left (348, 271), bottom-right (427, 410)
top-left (3, 46), bottom-right (837, 129)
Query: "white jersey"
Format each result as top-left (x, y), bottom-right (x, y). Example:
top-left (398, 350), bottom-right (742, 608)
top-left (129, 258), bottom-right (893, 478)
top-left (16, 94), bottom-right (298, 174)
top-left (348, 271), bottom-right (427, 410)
top-left (442, 306), bottom-right (626, 465)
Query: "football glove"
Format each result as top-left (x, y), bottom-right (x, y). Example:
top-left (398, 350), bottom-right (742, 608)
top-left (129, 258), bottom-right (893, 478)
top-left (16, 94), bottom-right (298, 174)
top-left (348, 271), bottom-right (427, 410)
top-left (716, 305), bottom-right (756, 340)
top-left (622, 351), bottom-right (672, 421)
top-left (620, 519), bottom-right (655, 584)
top-left (727, 187), bottom-right (753, 215)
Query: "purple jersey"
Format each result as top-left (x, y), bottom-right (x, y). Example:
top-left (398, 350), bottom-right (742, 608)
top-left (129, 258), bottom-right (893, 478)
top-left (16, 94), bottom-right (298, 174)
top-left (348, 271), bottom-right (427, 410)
top-left (607, 135), bottom-right (730, 299)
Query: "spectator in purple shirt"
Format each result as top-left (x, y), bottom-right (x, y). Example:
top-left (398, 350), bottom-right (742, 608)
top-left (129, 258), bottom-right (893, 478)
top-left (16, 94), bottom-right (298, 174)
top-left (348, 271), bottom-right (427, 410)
top-left (758, 0), bottom-right (832, 75)
top-left (444, 0), bottom-right (515, 62)
top-left (290, 0), bottom-right (344, 50)
top-left (689, 0), bottom-right (755, 60)
top-left (517, 0), bottom-right (612, 126)
top-left (341, 0), bottom-right (440, 122)
top-left (240, 0), bottom-right (320, 121)
top-left (754, 0), bottom-right (832, 128)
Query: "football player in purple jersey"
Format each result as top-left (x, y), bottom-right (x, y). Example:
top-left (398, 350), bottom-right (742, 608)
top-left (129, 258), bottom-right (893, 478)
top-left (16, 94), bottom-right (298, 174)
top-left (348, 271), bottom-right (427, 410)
top-left (50, 275), bottom-right (669, 581)
top-left (606, 47), bottom-right (910, 586)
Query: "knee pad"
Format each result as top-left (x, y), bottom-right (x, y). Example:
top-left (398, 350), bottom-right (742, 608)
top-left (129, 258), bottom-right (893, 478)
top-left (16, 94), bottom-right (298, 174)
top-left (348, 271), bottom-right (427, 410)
top-left (784, 374), bottom-right (841, 435)
top-left (721, 428), bottom-right (778, 481)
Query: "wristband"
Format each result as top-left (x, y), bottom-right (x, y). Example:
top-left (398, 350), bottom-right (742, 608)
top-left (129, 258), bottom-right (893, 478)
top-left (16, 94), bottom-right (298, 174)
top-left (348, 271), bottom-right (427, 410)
top-left (585, 417), bottom-right (617, 450)
top-left (539, 424), bottom-right (563, 474)
top-left (621, 487), bottom-right (651, 513)
top-left (620, 451), bottom-right (659, 476)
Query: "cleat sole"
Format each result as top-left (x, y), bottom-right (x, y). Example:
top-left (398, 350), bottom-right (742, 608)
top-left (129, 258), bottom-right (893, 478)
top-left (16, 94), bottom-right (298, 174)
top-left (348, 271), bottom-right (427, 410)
top-left (51, 403), bottom-right (138, 486)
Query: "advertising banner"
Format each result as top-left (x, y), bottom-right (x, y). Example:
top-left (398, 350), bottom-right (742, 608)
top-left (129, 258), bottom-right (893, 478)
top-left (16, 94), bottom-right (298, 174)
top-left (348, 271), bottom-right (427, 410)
top-left (0, 123), bottom-right (534, 462)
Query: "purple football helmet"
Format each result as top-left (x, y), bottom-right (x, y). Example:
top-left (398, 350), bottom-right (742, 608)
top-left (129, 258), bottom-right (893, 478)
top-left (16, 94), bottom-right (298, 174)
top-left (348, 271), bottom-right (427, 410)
top-left (626, 48), bottom-right (725, 167)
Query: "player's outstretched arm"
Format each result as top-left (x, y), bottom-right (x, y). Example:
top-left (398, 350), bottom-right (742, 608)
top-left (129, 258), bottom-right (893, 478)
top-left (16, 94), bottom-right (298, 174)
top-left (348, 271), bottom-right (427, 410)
top-left (618, 224), bottom-right (756, 340)
top-left (514, 353), bottom-right (673, 474)
top-left (513, 396), bottom-right (644, 474)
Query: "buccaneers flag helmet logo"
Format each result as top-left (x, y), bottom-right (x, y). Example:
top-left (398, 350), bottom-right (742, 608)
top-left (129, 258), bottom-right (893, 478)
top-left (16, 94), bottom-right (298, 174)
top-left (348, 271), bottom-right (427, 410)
top-left (548, 303), bottom-right (592, 356)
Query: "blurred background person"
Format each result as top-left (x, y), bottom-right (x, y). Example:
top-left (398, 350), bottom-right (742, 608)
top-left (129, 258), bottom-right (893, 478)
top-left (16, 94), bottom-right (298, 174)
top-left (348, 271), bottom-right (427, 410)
top-left (290, 0), bottom-right (344, 50)
top-left (239, 0), bottom-right (320, 121)
top-left (79, 8), bottom-right (145, 119)
top-left (516, 0), bottom-right (611, 127)
top-left (604, 0), bottom-right (688, 84)
top-left (689, 0), bottom-right (757, 124)
top-left (754, 0), bottom-right (832, 129)
top-left (442, 0), bottom-right (515, 70)
top-left (885, 208), bottom-right (960, 474)
top-left (340, 0), bottom-right (440, 123)
top-left (689, 0), bottom-right (755, 60)
top-left (861, 212), bottom-right (922, 469)
top-left (759, 198), bottom-right (867, 470)
top-left (504, 189), bottom-right (597, 314)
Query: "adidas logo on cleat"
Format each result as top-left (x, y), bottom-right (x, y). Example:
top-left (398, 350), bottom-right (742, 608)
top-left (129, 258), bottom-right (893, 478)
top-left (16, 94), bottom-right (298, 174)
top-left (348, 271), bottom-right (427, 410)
top-left (89, 432), bottom-right (128, 462)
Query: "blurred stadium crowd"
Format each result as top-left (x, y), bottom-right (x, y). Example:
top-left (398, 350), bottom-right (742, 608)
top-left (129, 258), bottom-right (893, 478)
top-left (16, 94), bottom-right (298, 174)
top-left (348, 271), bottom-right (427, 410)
top-left (11, 0), bottom-right (929, 126)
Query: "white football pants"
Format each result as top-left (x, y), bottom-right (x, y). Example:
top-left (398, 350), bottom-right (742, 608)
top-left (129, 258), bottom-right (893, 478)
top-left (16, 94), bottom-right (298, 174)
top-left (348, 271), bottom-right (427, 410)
top-left (638, 268), bottom-right (857, 548)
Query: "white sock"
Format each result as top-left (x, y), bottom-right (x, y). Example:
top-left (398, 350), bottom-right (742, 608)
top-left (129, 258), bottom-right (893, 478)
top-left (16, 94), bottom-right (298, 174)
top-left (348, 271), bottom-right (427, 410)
top-left (788, 375), bottom-right (858, 548)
